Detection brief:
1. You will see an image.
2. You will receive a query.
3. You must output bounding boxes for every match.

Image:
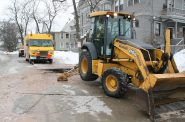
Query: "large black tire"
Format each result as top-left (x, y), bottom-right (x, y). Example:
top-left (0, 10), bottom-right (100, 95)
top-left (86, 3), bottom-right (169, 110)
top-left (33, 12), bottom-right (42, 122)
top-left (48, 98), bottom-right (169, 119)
top-left (29, 59), bottom-right (33, 64)
top-left (79, 50), bottom-right (98, 81)
top-left (101, 68), bottom-right (128, 98)
top-left (29, 55), bottom-right (34, 64)
top-left (49, 59), bottom-right (53, 64)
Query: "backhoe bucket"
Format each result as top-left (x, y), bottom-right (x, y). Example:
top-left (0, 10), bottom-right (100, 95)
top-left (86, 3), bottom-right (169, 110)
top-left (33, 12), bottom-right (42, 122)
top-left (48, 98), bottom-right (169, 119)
top-left (135, 73), bottom-right (185, 121)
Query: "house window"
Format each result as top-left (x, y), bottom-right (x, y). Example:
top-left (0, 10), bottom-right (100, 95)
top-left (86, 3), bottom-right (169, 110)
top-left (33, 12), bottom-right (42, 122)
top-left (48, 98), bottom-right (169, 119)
top-left (66, 42), bottom-right (69, 49)
top-left (128, 0), bottom-right (134, 6)
top-left (61, 34), bottom-right (63, 39)
top-left (134, 0), bottom-right (140, 4)
top-left (155, 23), bottom-right (161, 36)
top-left (128, 0), bottom-right (141, 6)
top-left (115, 0), bottom-right (119, 11)
top-left (168, 0), bottom-right (174, 8)
top-left (66, 34), bottom-right (69, 39)
top-left (104, 4), bottom-right (111, 11)
top-left (120, 0), bottom-right (124, 11)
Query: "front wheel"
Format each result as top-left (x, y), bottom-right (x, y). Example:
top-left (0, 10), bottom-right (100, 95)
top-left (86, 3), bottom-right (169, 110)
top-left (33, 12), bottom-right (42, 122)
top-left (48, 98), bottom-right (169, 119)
top-left (79, 50), bottom-right (98, 81)
top-left (49, 59), bottom-right (53, 64)
top-left (101, 68), bottom-right (128, 98)
top-left (29, 55), bottom-right (34, 64)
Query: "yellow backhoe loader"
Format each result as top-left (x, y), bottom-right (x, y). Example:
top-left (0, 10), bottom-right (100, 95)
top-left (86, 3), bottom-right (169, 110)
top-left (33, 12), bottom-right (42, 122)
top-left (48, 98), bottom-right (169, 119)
top-left (79, 11), bottom-right (185, 121)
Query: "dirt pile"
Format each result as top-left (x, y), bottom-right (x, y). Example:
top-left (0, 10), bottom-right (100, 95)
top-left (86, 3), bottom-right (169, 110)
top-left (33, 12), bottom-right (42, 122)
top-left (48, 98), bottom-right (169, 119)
top-left (57, 65), bottom-right (79, 81)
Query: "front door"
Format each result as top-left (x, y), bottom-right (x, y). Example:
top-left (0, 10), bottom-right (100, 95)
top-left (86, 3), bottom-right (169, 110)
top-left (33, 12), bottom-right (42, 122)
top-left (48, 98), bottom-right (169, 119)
top-left (168, 27), bottom-right (174, 39)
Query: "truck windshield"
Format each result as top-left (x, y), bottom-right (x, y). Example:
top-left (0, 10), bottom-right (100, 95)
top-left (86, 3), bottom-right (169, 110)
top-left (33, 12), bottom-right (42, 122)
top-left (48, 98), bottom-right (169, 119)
top-left (29, 40), bottom-right (53, 47)
top-left (107, 16), bottom-right (132, 40)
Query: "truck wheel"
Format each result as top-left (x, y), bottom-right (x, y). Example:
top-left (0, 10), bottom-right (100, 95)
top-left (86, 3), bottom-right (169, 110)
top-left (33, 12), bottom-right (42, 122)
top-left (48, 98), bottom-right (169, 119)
top-left (49, 59), bottom-right (53, 64)
top-left (25, 54), bottom-right (28, 61)
top-left (29, 59), bottom-right (33, 64)
top-left (29, 55), bottom-right (34, 64)
top-left (79, 50), bottom-right (98, 81)
top-left (101, 68), bottom-right (128, 98)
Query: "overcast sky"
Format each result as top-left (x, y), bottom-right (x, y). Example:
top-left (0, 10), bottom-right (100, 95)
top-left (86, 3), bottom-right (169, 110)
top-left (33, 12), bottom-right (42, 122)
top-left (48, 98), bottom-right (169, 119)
top-left (0, 0), bottom-right (74, 33)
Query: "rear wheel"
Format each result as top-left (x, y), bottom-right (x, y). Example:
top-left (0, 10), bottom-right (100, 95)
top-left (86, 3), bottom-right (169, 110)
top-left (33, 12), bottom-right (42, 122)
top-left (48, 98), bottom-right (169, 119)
top-left (79, 50), bottom-right (98, 81)
top-left (102, 68), bottom-right (128, 98)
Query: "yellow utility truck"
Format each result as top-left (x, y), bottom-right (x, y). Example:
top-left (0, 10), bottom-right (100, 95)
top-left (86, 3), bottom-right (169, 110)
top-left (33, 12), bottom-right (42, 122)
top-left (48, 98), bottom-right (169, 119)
top-left (79, 11), bottom-right (185, 121)
top-left (24, 34), bottom-right (54, 64)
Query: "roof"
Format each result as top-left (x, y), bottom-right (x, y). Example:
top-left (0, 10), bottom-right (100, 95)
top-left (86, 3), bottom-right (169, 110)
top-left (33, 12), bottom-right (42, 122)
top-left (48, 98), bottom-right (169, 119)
top-left (24, 34), bottom-right (53, 41)
top-left (62, 20), bottom-right (75, 32)
top-left (90, 11), bottom-right (132, 17)
top-left (161, 15), bottom-right (185, 23)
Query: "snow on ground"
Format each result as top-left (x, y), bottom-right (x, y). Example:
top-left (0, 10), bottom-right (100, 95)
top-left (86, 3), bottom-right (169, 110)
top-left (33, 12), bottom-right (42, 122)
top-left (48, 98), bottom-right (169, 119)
top-left (174, 49), bottom-right (185, 72)
top-left (54, 51), bottom-right (79, 65)
top-left (0, 51), bottom-right (18, 62)
top-left (0, 51), bottom-right (18, 55)
top-left (0, 54), bottom-right (8, 62)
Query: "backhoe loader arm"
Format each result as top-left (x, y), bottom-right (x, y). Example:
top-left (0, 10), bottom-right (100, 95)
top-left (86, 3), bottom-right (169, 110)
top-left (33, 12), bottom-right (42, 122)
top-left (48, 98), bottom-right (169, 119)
top-left (165, 29), bottom-right (179, 73)
top-left (113, 40), bottom-right (155, 91)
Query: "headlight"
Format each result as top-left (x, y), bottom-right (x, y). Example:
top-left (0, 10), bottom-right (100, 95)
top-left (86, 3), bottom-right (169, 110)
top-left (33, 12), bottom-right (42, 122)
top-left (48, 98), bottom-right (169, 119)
top-left (32, 50), bottom-right (40, 56)
top-left (48, 50), bottom-right (53, 55)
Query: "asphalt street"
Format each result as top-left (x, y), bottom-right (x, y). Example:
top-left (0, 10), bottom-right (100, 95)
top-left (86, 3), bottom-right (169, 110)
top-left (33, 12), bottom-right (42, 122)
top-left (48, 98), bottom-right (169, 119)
top-left (0, 53), bottom-right (152, 122)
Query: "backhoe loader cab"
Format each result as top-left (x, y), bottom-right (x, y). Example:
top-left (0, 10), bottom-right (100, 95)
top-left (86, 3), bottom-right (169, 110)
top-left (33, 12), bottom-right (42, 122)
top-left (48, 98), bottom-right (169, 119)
top-left (88, 11), bottom-right (133, 58)
top-left (80, 11), bottom-right (185, 121)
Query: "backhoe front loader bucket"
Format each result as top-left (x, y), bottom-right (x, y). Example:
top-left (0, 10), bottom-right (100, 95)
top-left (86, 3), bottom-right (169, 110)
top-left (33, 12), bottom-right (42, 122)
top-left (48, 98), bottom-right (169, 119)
top-left (134, 72), bottom-right (185, 121)
top-left (152, 73), bottom-right (185, 91)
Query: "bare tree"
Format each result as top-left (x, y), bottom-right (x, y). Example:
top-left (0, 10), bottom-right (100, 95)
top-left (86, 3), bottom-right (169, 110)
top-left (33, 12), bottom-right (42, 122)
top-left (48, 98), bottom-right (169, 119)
top-left (31, 0), bottom-right (43, 33)
top-left (22, 0), bottom-right (32, 35)
top-left (42, 0), bottom-right (63, 33)
top-left (9, 0), bottom-right (32, 44)
top-left (72, 0), bottom-right (81, 46)
top-left (0, 21), bottom-right (18, 52)
top-left (86, 0), bottom-right (101, 12)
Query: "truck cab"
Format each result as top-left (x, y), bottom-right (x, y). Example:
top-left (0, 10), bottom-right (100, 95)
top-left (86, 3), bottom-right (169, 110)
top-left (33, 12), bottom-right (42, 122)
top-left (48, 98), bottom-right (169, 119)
top-left (24, 34), bottom-right (54, 64)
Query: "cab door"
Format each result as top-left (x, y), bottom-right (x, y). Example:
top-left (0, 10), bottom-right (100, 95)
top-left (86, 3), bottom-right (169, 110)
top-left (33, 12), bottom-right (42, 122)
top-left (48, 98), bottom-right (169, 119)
top-left (92, 16), bottom-right (106, 58)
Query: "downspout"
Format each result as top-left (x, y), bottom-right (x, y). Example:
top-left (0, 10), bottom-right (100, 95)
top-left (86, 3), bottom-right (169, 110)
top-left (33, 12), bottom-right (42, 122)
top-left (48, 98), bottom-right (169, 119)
top-left (151, 0), bottom-right (155, 46)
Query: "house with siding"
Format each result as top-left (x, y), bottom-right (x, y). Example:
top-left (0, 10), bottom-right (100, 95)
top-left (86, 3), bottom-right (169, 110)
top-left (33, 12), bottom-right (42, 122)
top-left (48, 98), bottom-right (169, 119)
top-left (49, 19), bottom-right (78, 51)
top-left (113, 0), bottom-right (185, 52)
top-left (50, 31), bottom-right (70, 51)
top-left (61, 20), bottom-right (78, 51)
top-left (78, 0), bottom-right (185, 53)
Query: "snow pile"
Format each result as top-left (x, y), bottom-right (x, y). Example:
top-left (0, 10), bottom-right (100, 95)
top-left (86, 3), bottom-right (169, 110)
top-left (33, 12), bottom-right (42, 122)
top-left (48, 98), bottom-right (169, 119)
top-left (0, 51), bottom-right (18, 55)
top-left (54, 51), bottom-right (79, 65)
top-left (174, 49), bottom-right (185, 72)
top-left (0, 55), bottom-right (8, 62)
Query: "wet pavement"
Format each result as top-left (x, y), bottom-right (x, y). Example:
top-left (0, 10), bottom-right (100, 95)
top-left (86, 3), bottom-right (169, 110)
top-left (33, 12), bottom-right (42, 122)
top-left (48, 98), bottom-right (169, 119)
top-left (0, 53), bottom-right (152, 122)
